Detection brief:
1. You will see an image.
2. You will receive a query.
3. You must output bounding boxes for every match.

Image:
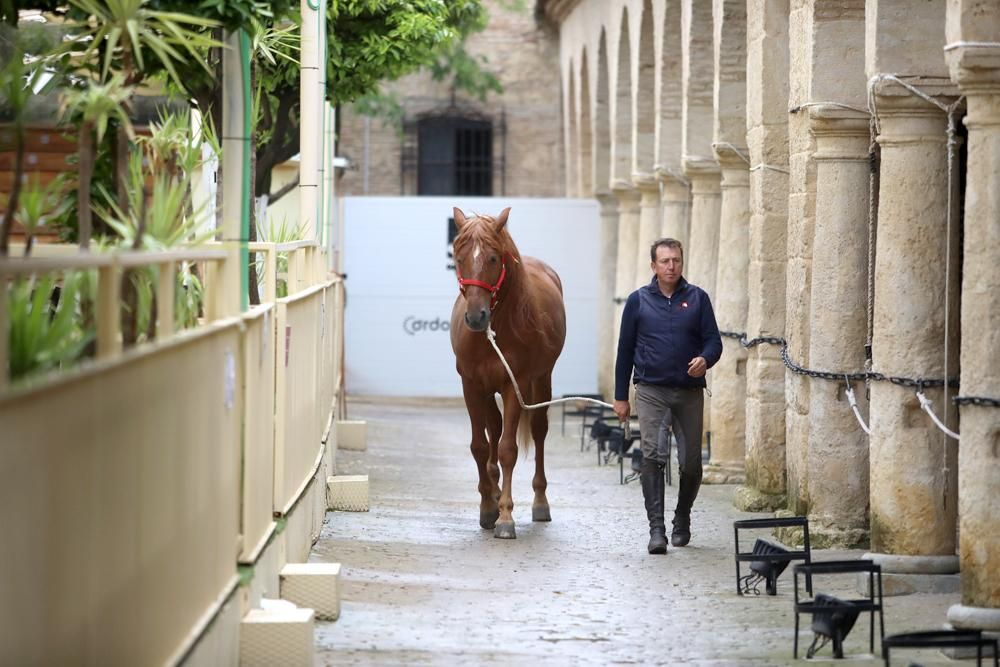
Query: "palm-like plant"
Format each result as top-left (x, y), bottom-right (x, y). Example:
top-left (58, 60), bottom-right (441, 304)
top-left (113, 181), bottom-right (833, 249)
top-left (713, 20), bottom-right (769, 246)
top-left (0, 42), bottom-right (52, 255)
top-left (58, 74), bottom-right (135, 250)
top-left (95, 151), bottom-right (213, 250)
top-left (15, 175), bottom-right (72, 257)
top-left (136, 108), bottom-right (204, 180)
top-left (8, 272), bottom-right (93, 381)
top-left (54, 0), bottom-right (220, 239)
top-left (64, 0), bottom-right (220, 87)
top-left (256, 216), bottom-right (305, 299)
top-left (94, 149), bottom-right (213, 338)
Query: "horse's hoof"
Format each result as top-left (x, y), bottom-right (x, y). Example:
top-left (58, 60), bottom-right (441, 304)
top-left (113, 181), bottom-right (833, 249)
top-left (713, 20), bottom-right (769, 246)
top-left (480, 509), bottom-right (499, 529)
top-left (532, 505), bottom-right (551, 522)
top-left (494, 521), bottom-right (517, 539)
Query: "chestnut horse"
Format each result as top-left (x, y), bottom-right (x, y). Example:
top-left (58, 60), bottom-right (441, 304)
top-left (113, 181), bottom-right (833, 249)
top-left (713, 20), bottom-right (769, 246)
top-left (450, 207), bottom-right (566, 539)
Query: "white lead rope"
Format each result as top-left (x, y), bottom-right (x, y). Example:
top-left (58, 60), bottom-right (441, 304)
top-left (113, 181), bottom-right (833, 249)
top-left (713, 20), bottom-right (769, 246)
top-left (485, 325), bottom-right (631, 439)
top-left (917, 391), bottom-right (961, 441)
top-left (844, 382), bottom-right (872, 436)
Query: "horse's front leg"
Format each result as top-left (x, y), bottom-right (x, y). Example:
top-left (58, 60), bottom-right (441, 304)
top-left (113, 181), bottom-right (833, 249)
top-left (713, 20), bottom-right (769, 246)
top-left (495, 386), bottom-right (522, 539)
top-left (463, 382), bottom-right (498, 530)
top-left (484, 395), bottom-right (502, 507)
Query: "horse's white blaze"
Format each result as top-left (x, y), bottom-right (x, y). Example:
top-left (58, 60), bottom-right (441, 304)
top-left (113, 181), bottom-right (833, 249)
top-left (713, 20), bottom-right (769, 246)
top-left (473, 243), bottom-right (481, 260)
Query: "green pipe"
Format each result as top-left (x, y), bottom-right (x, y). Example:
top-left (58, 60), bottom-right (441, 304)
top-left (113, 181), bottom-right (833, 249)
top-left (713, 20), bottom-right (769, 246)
top-left (317, 2), bottom-right (327, 247)
top-left (239, 30), bottom-right (251, 312)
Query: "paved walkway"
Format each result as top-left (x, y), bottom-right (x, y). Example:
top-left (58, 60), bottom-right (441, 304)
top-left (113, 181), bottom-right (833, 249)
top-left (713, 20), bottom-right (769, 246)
top-left (313, 398), bottom-right (961, 666)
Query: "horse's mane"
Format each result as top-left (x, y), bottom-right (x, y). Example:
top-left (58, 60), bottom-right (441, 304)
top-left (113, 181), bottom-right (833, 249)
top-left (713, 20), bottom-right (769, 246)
top-left (454, 214), bottom-right (551, 345)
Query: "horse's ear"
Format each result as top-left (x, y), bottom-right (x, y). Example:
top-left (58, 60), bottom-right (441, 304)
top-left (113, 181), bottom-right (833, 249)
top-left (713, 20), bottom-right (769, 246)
top-left (453, 207), bottom-right (467, 229)
top-left (495, 207), bottom-right (511, 230)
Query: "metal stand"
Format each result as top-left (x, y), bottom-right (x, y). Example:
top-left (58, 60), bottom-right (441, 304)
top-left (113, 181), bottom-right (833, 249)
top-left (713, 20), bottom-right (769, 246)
top-left (793, 560), bottom-right (884, 660)
top-left (733, 516), bottom-right (812, 596)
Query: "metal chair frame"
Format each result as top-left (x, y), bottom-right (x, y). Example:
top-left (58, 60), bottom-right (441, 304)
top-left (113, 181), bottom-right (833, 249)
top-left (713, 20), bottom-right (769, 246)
top-left (882, 629), bottom-right (998, 667)
top-left (792, 559), bottom-right (884, 660)
top-left (733, 516), bottom-right (812, 597)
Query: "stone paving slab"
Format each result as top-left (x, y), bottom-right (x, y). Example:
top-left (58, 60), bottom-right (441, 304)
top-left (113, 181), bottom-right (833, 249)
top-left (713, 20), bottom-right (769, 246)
top-left (311, 399), bottom-right (962, 666)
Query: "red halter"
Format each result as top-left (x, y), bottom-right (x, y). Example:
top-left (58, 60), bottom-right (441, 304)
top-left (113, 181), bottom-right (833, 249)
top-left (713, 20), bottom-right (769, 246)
top-left (456, 254), bottom-right (510, 311)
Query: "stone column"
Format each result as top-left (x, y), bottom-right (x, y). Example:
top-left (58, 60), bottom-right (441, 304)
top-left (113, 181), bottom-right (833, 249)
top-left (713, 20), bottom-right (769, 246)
top-left (656, 169), bottom-right (691, 250)
top-left (703, 144), bottom-right (749, 485)
top-left (805, 107), bottom-right (871, 547)
top-left (784, 0), bottom-right (866, 518)
top-left (633, 173), bottom-right (661, 288)
top-left (735, 0), bottom-right (789, 512)
top-left (596, 190), bottom-right (620, 399)
top-left (945, 34), bottom-right (1000, 635)
top-left (866, 78), bottom-right (961, 592)
top-left (611, 182), bottom-right (641, 362)
top-left (682, 157), bottom-right (721, 440)
top-left (682, 158), bottom-right (722, 298)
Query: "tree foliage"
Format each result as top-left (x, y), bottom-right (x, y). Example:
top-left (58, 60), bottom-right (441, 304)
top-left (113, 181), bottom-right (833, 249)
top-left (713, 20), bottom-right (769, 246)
top-left (253, 0), bottom-right (491, 198)
top-left (326, 0), bottom-right (487, 105)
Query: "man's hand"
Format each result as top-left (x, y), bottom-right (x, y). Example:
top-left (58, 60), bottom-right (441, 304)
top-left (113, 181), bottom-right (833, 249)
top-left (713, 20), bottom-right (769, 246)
top-left (687, 356), bottom-right (707, 378)
top-left (613, 399), bottom-right (630, 422)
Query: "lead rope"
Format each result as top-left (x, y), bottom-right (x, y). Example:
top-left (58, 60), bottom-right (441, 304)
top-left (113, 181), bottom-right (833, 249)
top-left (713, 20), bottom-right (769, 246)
top-left (485, 325), bottom-right (631, 439)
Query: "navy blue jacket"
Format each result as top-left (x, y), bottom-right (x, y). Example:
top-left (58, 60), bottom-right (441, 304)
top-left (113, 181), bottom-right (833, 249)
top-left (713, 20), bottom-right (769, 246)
top-left (614, 277), bottom-right (723, 400)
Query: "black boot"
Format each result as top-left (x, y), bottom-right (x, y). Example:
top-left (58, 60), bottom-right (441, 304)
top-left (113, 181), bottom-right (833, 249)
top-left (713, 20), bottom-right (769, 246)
top-left (640, 459), bottom-right (667, 554)
top-left (671, 471), bottom-right (701, 547)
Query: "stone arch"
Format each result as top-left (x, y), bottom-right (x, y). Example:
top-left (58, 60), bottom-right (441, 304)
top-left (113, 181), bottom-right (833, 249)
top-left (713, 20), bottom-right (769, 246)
top-left (565, 56), bottom-right (579, 196)
top-left (634, 0), bottom-right (656, 175)
top-left (594, 28), bottom-right (611, 191)
top-left (612, 6), bottom-right (633, 183)
top-left (579, 47), bottom-right (594, 196)
top-left (657, 0), bottom-right (683, 172)
top-left (682, 0), bottom-right (714, 162)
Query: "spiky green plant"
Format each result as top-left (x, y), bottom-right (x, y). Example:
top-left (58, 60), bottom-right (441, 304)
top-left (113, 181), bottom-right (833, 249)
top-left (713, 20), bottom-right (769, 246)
top-left (58, 74), bottom-right (135, 249)
top-left (15, 175), bottom-right (72, 257)
top-left (7, 272), bottom-right (93, 381)
top-left (62, 0), bottom-right (220, 86)
top-left (136, 107), bottom-right (204, 179)
top-left (94, 149), bottom-right (214, 339)
top-left (0, 36), bottom-right (55, 255)
top-left (256, 215), bottom-right (305, 299)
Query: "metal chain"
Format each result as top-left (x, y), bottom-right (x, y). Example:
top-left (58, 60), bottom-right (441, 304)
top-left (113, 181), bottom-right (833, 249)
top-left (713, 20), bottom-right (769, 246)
top-left (741, 334), bottom-right (786, 348)
top-left (953, 396), bottom-right (1000, 408)
top-left (720, 331), bottom-right (957, 388)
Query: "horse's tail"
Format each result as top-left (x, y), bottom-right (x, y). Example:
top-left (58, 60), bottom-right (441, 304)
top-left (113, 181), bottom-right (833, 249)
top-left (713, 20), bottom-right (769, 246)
top-left (518, 408), bottom-right (533, 459)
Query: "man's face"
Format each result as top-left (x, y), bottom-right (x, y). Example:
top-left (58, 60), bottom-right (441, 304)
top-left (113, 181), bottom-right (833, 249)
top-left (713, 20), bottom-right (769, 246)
top-left (652, 245), bottom-right (683, 286)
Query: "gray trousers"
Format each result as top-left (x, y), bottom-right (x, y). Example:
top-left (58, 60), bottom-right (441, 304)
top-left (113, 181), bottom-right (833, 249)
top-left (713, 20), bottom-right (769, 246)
top-left (634, 383), bottom-right (705, 479)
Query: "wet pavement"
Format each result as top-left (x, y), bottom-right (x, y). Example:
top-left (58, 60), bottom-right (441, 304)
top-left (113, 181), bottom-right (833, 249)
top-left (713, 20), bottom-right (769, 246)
top-left (312, 397), bottom-right (961, 666)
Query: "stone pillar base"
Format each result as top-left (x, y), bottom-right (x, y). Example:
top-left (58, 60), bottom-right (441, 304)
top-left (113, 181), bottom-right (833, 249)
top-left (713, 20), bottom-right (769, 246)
top-left (939, 624), bottom-right (998, 660)
top-left (948, 605), bottom-right (1000, 633)
top-left (941, 606), bottom-right (1000, 658)
top-left (806, 524), bottom-right (868, 550)
top-left (703, 461), bottom-right (745, 485)
top-left (855, 553), bottom-right (961, 597)
top-left (733, 485), bottom-right (785, 512)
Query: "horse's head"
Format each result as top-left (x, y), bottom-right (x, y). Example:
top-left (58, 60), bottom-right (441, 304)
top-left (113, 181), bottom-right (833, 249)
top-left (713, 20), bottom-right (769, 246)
top-left (452, 206), bottom-right (518, 332)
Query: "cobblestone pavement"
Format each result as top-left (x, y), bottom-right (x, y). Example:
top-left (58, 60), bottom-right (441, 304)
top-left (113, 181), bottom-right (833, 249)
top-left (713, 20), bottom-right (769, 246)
top-left (312, 398), bottom-right (962, 666)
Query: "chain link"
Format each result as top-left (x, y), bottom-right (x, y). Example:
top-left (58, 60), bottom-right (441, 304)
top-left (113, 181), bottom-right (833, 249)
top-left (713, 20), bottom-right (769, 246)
top-left (740, 334), bottom-right (786, 348)
top-left (953, 395), bottom-right (1000, 408)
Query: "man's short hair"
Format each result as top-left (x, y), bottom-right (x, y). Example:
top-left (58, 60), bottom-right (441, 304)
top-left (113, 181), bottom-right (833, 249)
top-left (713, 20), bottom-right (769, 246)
top-left (650, 238), bottom-right (684, 263)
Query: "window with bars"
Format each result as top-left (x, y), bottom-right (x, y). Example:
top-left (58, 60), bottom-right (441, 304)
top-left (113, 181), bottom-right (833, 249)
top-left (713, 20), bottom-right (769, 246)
top-left (417, 117), bottom-right (493, 196)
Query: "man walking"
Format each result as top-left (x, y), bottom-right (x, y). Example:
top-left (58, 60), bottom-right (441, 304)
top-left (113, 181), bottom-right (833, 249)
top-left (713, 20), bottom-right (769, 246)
top-left (613, 238), bottom-right (722, 554)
